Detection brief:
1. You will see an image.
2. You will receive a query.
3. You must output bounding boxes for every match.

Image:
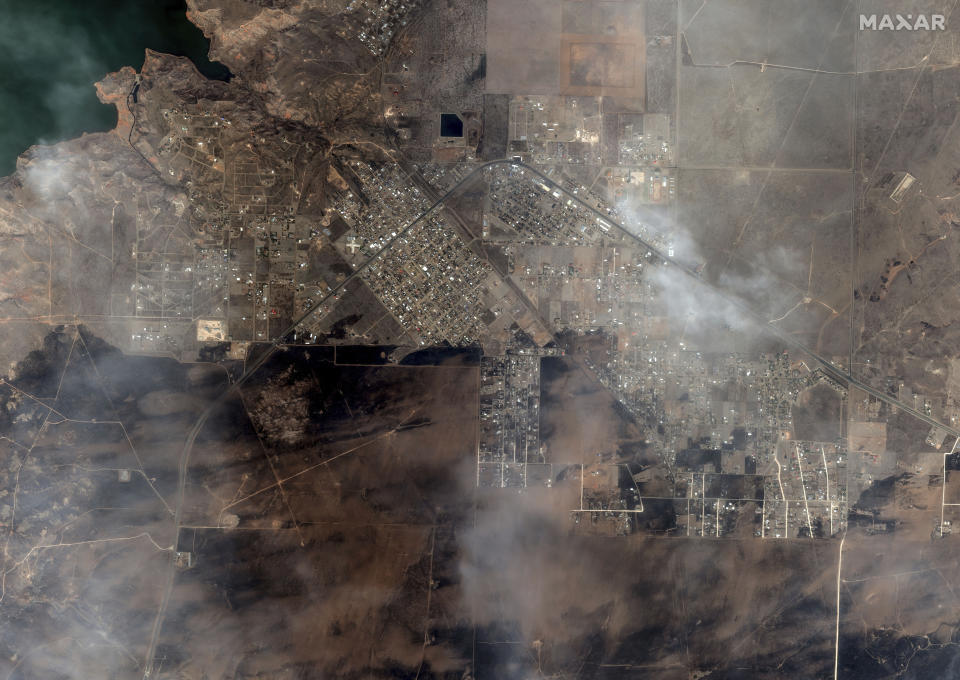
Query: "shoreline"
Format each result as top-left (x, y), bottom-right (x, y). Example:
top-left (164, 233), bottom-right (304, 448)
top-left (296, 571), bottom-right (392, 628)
top-left (0, 1), bottom-right (228, 178)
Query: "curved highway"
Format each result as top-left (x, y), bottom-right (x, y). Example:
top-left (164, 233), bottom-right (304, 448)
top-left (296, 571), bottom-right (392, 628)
top-left (140, 157), bottom-right (958, 676)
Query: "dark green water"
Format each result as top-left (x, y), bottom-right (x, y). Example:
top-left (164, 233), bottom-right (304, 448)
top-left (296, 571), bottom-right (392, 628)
top-left (0, 0), bottom-right (230, 176)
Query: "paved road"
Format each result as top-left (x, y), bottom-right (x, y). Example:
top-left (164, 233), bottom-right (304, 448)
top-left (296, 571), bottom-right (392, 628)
top-left (140, 159), bottom-right (504, 677)
top-left (512, 161), bottom-right (960, 439)
top-left (141, 157), bottom-right (957, 676)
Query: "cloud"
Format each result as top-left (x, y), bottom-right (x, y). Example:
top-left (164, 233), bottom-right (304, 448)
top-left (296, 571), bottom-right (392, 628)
top-left (615, 191), bottom-right (807, 342)
top-left (0, 6), bottom-right (114, 174)
top-left (20, 151), bottom-right (73, 199)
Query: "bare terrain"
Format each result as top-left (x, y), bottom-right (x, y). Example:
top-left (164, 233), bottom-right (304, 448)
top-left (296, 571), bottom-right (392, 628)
top-left (3, 0), bottom-right (960, 678)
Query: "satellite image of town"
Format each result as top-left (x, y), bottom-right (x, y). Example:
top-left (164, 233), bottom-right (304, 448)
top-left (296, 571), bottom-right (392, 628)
top-left (4, 0), bottom-right (960, 678)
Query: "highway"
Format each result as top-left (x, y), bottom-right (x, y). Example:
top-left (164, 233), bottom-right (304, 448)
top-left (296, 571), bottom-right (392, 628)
top-left (140, 157), bottom-right (958, 676)
top-left (510, 162), bottom-right (960, 439)
top-left (140, 158), bottom-right (504, 677)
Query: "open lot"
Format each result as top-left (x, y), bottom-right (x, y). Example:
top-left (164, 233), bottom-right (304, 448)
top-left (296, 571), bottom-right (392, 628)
top-left (487, 0), bottom-right (645, 99)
